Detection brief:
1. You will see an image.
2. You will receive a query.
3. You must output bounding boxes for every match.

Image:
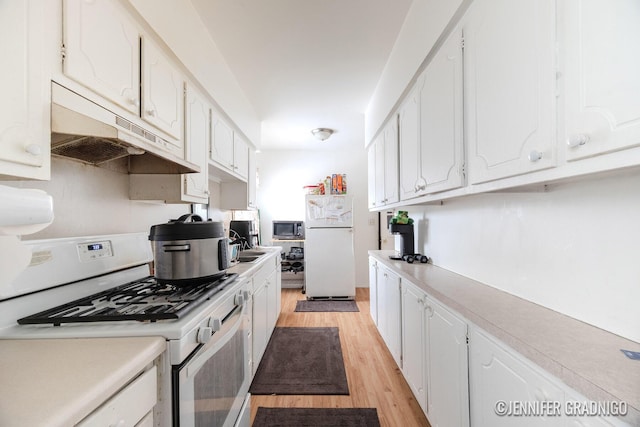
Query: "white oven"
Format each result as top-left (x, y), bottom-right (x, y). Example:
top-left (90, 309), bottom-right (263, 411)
top-left (173, 284), bottom-right (251, 427)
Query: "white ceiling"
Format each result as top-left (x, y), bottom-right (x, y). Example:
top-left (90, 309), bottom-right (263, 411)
top-left (190, 0), bottom-right (412, 151)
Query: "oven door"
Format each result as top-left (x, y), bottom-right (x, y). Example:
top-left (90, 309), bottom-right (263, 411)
top-left (173, 293), bottom-right (250, 427)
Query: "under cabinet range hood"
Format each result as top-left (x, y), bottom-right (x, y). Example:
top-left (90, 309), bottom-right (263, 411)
top-left (50, 82), bottom-right (199, 174)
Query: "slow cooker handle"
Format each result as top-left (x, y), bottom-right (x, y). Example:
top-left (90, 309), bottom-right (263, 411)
top-left (172, 213), bottom-right (203, 223)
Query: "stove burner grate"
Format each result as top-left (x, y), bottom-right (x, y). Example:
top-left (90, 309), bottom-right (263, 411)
top-left (17, 273), bottom-right (238, 326)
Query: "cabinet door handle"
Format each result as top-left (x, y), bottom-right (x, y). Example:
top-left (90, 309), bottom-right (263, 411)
top-left (567, 134), bottom-right (589, 148)
top-left (528, 150), bottom-right (543, 162)
top-left (25, 143), bottom-right (42, 156)
top-left (146, 109), bottom-right (156, 117)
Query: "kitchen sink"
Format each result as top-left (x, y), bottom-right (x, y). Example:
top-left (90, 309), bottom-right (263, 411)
top-left (235, 249), bottom-right (267, 263)
top-left (239, 250), bottom-right (266, 256)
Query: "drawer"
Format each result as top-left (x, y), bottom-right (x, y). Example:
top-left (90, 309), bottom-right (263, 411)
top-left (252, 262), bottom-right (273, 293)
top-left (78, 366), bottom-right (157, 427)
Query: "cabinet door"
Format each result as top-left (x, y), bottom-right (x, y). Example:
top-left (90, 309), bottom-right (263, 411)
top-left (383, 117), bottom-right (399, 204)
top-left (469, 327), bottom-right (564, 427)
top-left (377, 266), bottom-right (401, 367)
top-left (252, 282), bottom-right (269, 373)
top-left (0, 0), bottom-right (50, 180)
top-left (399, 86), bottom-right (421, 201)
top-left (426, 298), bottom-right (469, 427)
top-left (401, 281), bottom-right (427, 413)
top-left (265, 269), bottom-right (279, 336)
top-left (420, 28), bottom-right (464, 194)
top-left (183, 85), bottom-right (210, 202)
top-left (367, 142), bottom-right (377, 209)
top-left (563, 0), bottom-right (640, 160)
top-left (63, 0), bottom-right (140, 115)
top-left (368, 258), bottom-right (378, 325)
top-left (233, 133), bottom-right (249, 180)
top-left (464, 0), bottom-right (556, 184)
top-left (247, 148), bottom-right (257, 209)
top-left (141, 37), bottom-right (184, 145)
top-left (374, 134), bottom-right (385, 206)
top-left (211, 111), bottom-right (234, 171)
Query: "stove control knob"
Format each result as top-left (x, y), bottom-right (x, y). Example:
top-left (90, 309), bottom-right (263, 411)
top-left (197, 327), bottom-right (213, 344)
top-left (208, 317), bottom-right (222, 332)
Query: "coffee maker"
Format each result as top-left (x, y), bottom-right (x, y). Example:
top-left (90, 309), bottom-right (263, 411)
top-left (389, 223), bottom-right (415, 260)
top-left (229, 220), bottom-right (258, 250)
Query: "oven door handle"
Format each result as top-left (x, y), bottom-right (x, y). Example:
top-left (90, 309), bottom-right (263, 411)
top-left (184, 302), bottom-right (246, 378)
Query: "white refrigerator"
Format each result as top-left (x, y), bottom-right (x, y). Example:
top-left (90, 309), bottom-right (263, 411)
top-left (304, 194), bottom-right (356, 299)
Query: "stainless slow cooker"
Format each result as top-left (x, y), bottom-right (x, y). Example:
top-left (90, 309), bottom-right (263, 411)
top-left (149, 214), bottom-right (229, 285)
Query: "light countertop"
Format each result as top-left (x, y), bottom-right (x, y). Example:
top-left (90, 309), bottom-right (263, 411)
top-left (226, 246), bottom-right (282, 277)
top-left (0, 336), bottom-right (165, 427)
top-left (369, 250), bottom-right (640, 425)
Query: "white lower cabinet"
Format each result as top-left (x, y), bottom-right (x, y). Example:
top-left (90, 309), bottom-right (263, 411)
top-left (376, 264), bottom-right (402, 367)
top-left (469, 326), bottom-right (565, 427)
top-left (469, 326), bottom-right (633, 427)
top-left (368, 257), bottom-right (379, 326)
top-left (425, 296), bottom-right (469, 427)
top-left (78, 366), bottom-right (157, 427)
top-left (401, 280), bottom-right (427, 412)
top-left (376, 260), bottom-right (633, 427)
top-left (250, 256), bottom-right (281, 376)
top-left (400, 279), bottom-right (469, 426)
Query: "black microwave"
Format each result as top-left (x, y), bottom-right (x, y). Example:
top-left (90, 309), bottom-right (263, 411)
top-left (272, 220), bottom-right (305, 240)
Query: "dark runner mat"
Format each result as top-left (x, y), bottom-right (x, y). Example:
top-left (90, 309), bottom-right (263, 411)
top-left (295, 300), bottom-right (359, 312)
top-left (253, 407), bottom-right (380, 427)
top-left (249, 327), bottom-right (349, 395)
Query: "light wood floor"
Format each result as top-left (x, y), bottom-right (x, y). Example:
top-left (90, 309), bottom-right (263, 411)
top-left (250, 287), bottom-right (430, 427)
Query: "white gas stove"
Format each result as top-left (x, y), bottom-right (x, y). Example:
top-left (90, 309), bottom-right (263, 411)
top-left (0, 233), bottom-right (252, 427)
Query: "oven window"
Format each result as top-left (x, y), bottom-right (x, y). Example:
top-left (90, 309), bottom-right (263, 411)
top-left (193, 327), bottom-right (245, 426)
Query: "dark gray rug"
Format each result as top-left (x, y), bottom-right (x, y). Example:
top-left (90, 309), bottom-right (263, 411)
top-left (249, 327), bottom-right (349, 395)
top-left (295, 300), bottom-right (360, 312)
top-left (253, 407), bottom-right (380, 427)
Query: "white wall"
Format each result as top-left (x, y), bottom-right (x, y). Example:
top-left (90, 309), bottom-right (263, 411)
top-left (257, 149), bottom-right (378, 287)
top-left (402, 169), bottom-right (640, 343)
top-left (364, 0), bottom-right (468, 145)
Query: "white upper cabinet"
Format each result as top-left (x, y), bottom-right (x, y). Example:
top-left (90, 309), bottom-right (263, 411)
top-left (372, 116), bottom-right (399, 208)
top-left (63, 0), bottom-right (140, 115)
top-left (183, 84), bottom-right (210, 202)
top-left (419, 28), bottom-right (464, 194)
top-left (141, 37), bottom-right (185, 147)
top-left (211, 111), bottom-right (234, 171)
top-left (398, 83), bottom-right (421, 200)
top-left (367, 143), bottom-right (377, 209)
top-left (400, 27), bottom-right (464, 200)
top-left (233, 133), bottom-right (249, 180)
top-left (464, 0), bottom-right (557, 184)
top-left (0, 0), bottom-right (51, 180)
top-left (383, 119), bottom-right (399, 205)
top-left (563, 0), bottom-right (640, 161)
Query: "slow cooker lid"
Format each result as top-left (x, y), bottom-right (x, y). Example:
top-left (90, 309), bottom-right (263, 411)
top-left (149, 214), bottom-right (225, 240)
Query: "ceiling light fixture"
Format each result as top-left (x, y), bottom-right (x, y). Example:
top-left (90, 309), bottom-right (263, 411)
top-left (311, 128), bottom-right (334, 141)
